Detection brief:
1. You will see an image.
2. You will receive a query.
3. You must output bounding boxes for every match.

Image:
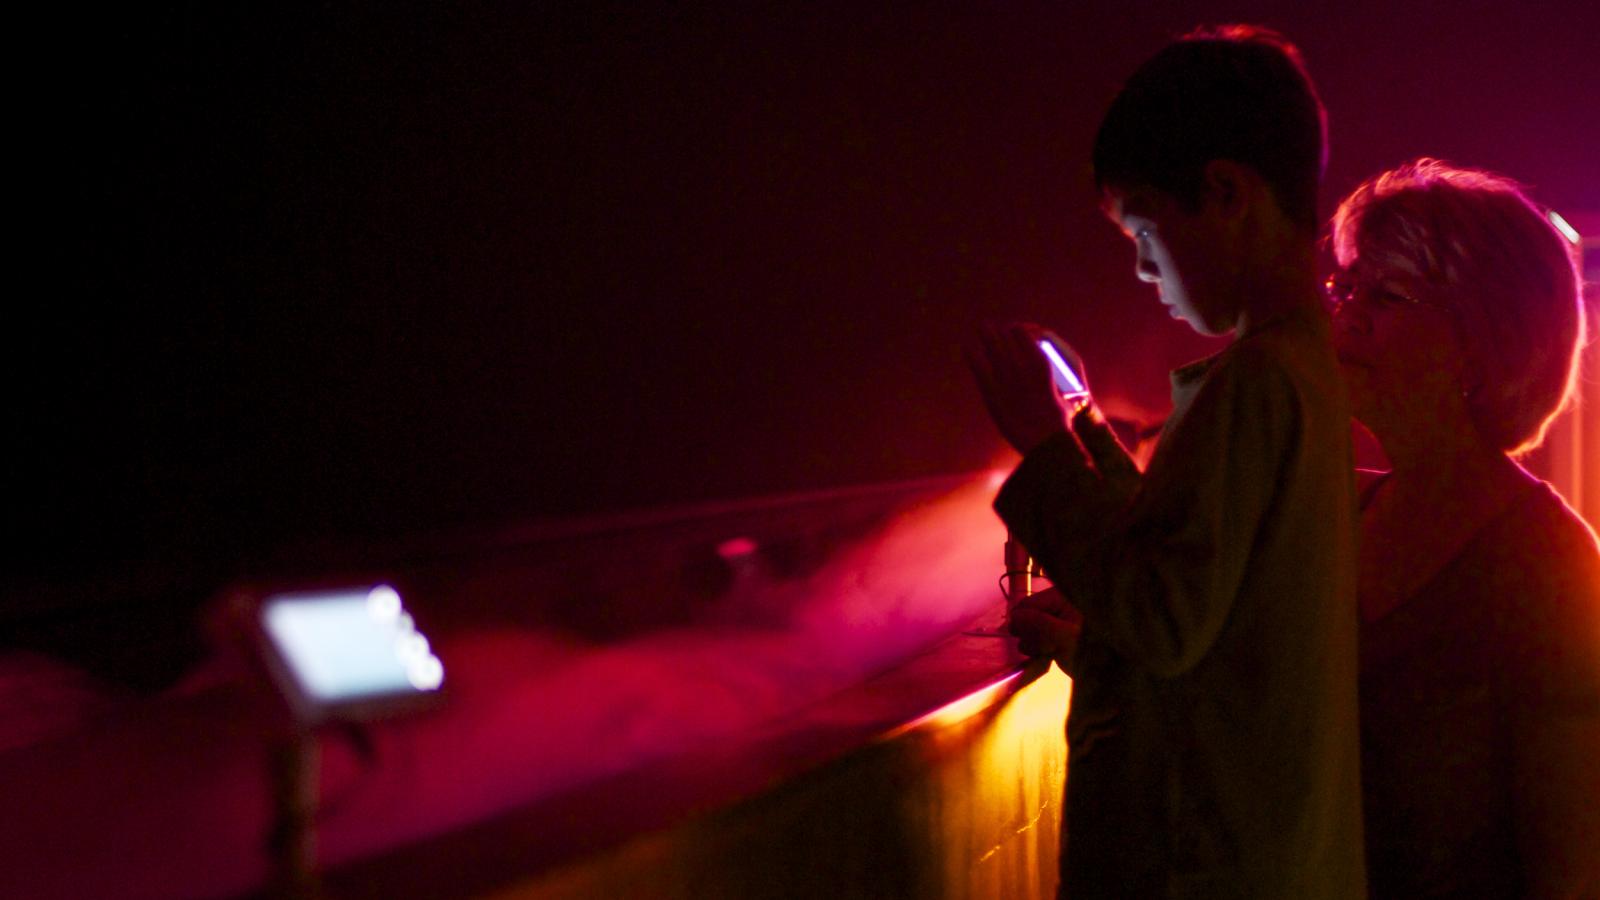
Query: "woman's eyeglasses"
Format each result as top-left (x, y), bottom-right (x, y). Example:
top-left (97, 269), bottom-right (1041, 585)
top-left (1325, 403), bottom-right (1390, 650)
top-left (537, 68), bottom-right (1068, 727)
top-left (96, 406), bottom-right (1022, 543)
top-left (1323, 273), bottom-right (1425, 310)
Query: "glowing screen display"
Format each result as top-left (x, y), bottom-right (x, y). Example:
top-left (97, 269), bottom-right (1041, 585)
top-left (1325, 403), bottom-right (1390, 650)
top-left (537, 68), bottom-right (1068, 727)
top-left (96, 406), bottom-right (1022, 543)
top-left (262, 585), bottom-right (444, 703)
top-left (1037, 339), bottom-right (1087, 396)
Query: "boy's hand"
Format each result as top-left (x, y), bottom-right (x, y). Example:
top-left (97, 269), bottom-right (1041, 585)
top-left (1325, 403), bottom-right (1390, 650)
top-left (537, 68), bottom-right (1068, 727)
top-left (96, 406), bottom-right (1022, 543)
top-left (1008, 586), bottom-right (1085, 662)
top-left (1039, 329), bottom-right (1092, 394)
top-left (1071, 405), bottom-right (1142, 499)
top-left (966, 322), bottom-right (1071, 455)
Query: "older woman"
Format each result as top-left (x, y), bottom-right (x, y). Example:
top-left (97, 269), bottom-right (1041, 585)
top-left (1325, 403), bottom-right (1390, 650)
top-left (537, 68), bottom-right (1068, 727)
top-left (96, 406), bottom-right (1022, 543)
top-left (1329, 159), bottom-right (1599, 898)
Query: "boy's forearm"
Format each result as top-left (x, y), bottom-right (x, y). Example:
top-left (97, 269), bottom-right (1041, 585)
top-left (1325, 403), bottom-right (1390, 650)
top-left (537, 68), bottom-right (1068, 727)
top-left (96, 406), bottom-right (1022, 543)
top-left (994, 432), bottom-right (1116, 571)
top-left (994, 432), bottom-right (1132, 630)
top-left (995, 369), bottom-right (1287, 677)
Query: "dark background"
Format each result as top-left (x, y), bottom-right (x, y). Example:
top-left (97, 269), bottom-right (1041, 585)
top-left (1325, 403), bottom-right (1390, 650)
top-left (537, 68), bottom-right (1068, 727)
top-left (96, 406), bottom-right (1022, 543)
top-left (13, 1), bottom-right (1600, 590)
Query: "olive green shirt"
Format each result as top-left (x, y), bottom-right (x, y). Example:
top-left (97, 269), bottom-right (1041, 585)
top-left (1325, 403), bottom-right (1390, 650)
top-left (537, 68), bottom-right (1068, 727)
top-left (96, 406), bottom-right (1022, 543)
top-left (996, 307), bottom-right (1365, 899)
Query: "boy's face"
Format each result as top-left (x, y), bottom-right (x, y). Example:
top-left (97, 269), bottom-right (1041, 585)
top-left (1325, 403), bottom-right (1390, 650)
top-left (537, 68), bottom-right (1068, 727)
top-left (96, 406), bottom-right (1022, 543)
top-left (1106, 187), bottom-right (1238, 337)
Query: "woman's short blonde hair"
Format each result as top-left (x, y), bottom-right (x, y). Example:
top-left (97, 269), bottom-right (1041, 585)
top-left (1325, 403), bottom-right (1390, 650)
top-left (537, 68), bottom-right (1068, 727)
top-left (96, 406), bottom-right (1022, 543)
top-left (1330, 158), bottom-right (1585, 455)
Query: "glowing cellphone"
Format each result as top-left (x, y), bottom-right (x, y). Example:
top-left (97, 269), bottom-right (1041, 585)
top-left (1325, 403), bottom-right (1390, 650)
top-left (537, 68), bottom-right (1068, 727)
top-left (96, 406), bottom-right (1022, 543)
top-left (1037, 338), bottom-right (1090, 403)
top-left (257, 584), bottom-right (445, 724)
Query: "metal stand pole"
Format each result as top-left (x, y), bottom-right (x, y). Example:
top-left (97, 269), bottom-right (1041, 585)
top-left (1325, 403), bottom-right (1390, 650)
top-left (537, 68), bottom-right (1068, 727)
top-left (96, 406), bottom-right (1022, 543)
top-left (268, 730), bottom-right (321, 900)
top-left (1004, 535), bottom-right (1035, 607)
top-left (967, 531), bottom-right (1041, 637)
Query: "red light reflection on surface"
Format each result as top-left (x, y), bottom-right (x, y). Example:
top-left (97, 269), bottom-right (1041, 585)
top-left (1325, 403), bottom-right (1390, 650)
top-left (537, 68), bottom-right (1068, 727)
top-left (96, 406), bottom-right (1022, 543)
top-left (716, 535), bottom-right (760, 560)
top-left (3, 473), bottom-right (1021, 898)
top-left (313, 473), bottom-right (1012, 866)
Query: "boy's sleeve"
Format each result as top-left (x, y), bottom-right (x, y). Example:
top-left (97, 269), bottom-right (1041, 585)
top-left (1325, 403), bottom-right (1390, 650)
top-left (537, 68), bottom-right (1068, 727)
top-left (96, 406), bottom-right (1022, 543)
top-left (995, 350), bottom-right (1300, 677)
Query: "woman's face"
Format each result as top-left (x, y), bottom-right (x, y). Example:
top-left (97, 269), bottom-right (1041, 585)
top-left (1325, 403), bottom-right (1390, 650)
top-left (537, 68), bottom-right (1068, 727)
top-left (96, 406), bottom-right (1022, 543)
top-left (1329, 253), bottom-right (1469, 431)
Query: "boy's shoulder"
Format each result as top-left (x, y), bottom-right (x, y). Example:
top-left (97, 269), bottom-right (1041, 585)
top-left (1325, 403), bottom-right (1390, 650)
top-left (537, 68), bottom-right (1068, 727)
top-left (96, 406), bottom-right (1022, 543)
top-left (1237, 306), bottom-right (1335, 362)
top-left (1176, 323), bottom-right (1309, 392)
top-left (1170, 308), bottom-right (1343, 430)
top-left (1209, 307), bottom-right (1339, 392)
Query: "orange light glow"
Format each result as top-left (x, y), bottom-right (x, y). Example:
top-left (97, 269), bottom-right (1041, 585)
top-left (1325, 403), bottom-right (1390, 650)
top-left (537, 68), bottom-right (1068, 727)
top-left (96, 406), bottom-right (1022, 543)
top-left (906, 661), bottom-right (1073, 892)
top-left (886, 662), bottom-right (1072, 739)
top-left (892, 671), bottom-right (1026, 736)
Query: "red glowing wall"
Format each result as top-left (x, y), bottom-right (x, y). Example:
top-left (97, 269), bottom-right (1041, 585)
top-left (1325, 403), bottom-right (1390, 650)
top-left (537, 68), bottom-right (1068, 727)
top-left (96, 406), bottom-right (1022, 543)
top-left (10, 3), bottom-right (1600, 621)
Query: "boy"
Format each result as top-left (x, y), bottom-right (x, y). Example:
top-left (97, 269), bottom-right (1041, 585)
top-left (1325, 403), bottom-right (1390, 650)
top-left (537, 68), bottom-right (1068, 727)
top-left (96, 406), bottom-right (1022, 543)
top-left (968, 26), bottom-right (1365, 898)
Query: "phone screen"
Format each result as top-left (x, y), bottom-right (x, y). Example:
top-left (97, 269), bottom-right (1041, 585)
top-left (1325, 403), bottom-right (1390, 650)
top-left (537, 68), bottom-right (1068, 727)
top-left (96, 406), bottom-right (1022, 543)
top-left (260, 584), bottom-right (443, 720)
top-left (1037, 338), bottom-right (1088, 398)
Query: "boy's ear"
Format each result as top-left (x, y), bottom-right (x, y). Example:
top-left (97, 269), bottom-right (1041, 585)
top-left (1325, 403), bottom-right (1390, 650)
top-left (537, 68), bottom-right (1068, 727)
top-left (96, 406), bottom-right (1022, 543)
top-left (1200, 159), bottom-right (1253, 222)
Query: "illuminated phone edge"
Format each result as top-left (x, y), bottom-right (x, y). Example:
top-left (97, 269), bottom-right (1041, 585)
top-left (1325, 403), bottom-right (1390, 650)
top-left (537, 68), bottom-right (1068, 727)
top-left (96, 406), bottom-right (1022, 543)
top-left (1037, 339), bottom-right (1087, 395)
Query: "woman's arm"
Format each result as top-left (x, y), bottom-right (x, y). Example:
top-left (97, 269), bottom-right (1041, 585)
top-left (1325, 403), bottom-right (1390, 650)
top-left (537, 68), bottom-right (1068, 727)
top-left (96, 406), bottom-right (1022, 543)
top-left (1511, 709), bottom-right (1600, 899)
top-left (1508, 524), bottom-right (1600, 898)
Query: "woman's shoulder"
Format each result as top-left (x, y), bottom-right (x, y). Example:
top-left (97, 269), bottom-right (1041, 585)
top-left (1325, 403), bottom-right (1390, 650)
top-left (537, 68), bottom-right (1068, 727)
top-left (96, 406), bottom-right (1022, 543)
top-left (1491, 478), bottom-right (1600, 579)
top-left (1470, 478), bottom-right (1600, 613)
top-left (1480, 480), bottom-right (1600, 703)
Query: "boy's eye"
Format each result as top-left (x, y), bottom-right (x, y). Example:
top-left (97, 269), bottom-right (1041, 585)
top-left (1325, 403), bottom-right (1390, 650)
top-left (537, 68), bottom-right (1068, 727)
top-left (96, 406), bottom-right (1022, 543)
top-left (1133, 228), bottom-right (1153, 241)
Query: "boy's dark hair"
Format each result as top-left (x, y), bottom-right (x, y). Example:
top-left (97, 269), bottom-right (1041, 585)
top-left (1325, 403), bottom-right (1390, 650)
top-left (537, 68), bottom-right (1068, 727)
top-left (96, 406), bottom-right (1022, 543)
top-left (1092, 24), bottom-right (1327, 233)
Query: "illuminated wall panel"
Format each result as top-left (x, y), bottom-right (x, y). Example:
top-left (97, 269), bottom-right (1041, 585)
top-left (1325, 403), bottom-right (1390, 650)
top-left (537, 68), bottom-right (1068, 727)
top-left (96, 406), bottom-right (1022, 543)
top-left (1582, 234), bottom-right (1600, 530)
top-left (1527, 217), bottom-right (1598, 532)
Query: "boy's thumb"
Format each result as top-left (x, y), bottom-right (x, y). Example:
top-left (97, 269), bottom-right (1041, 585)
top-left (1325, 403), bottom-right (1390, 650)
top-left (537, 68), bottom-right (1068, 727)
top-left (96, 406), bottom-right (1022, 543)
top-left (1072, 405), bottom-right (1141, 496)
